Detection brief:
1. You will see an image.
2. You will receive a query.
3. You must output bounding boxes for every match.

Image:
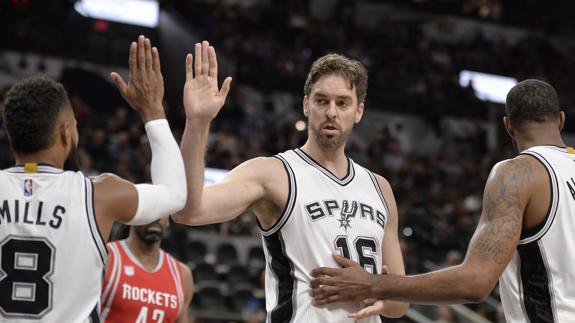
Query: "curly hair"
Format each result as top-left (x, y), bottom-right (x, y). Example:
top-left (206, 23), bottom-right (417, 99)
top-left (3, 76), bottom-right (71, 154)
top-left (304, 53), bottom-right (368, 103)
top-left (505, 79), bottom-right (560, 128)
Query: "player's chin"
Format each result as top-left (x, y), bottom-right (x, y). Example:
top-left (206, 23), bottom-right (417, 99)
top-left (142, 232), bottom-right (163, 243)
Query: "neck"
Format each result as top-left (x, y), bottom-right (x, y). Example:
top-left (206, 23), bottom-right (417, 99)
top-left (301, 139), bottom-right (348, 177)
top-left (515, 128), bottom-right (566, 153)
top-left (125, 234), bottom-right (161, 271)
top-left (15, 150), bottom-right (64, 169)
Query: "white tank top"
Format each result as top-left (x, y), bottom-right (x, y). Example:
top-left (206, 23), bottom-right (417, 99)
top-left (499, 146), bottom-right (575, 323)
top-left (0, 165), bottom-right (106, 323)
top-left (261, 149), bottom-right (388, 323)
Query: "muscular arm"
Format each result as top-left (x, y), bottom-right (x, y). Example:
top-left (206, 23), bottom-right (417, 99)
top-left (175, 264), bottom-right (194, 323)
top-left (311, 156), bottom-right (537, 305)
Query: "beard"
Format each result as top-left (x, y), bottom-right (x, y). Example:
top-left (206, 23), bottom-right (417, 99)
top-left (64, 144), bottom-right (80, 171)
top-left (310, 125), bottom-right (350, 150)
top-left (134, 222), bottom-right (165, 245)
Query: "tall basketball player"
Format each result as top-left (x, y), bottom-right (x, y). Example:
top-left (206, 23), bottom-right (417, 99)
top-left (0, 36), bottom-right (187, 322)
top-left (171, 41), bottom-right (409, 322)
top-left (100, 217), bottom-right (193, 323)
top-left (310, 79), bottom-right (575, 322)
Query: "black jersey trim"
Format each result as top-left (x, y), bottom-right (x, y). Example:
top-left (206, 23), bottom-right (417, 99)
top-left (293, 148), bottom-right (355, 186)
top-left (84, 178), bottom-right (107, 266)
top-left (367, 171), bottom-right (390, 217)
top-left (264, 231), bottom-right (296, 323)
top-left (259, 155), bottom-right (297, 236)
top-left (518, 152), bottom-right (559, 244)
top-left (517, 241), bottom-right (556, 322)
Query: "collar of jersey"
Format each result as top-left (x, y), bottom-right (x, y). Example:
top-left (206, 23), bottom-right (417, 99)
top-left (5, 164), bottom-right (64, 174)
top-left (294, 148), bottom-right (355, 186)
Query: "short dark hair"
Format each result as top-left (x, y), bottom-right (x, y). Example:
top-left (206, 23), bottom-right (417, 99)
top-left (3, 76), bottom-right (71, 154)
top-left (505, 79), bottom-right (560, 127)
top-left (304, 54), bottom-right (368, 103)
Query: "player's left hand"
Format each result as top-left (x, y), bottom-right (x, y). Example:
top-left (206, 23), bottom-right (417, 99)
top-left (310, 253), bottom-right (379, 305)
top-left (348, 265), bottom-right (389, 321)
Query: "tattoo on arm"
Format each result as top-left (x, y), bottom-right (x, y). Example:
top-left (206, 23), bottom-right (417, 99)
top-left (470, 159), bottom-right (532, 265)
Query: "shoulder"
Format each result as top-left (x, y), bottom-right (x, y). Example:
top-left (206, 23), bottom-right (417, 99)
top-left (488, 155), bottom-right (544, 183)
top-left (227, 157), bottom-right (285, 181)
top-left (91, 172), bottom-right (130, 185)
top-left (369, 172), bottom-right (394, 197)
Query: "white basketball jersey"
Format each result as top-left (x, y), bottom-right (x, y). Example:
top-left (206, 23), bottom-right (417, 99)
top-left (261, 149), bottom-right (388, 323)
top-left (499, 146), bottom-right (575, 323)
top-left (0, 165), bottom-right (106, 323)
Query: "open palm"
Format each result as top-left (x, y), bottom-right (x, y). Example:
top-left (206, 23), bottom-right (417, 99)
top-left (183, 41), bottom-right (232, 122)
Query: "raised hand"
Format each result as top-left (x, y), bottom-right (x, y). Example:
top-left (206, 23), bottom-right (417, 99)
top-left (183, 40), bottom-right (232, 123)
top-left (111, 35), bottom-right (165, 122)
top-left (310, 253), bottom-right (379, 305)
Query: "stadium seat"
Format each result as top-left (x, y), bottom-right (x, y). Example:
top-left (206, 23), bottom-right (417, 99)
top-left (185, 240), bottom-right (207, 264)
top-left (227, 264), bottom-right (251, 286)
top-left (229, 285), bottom-right (255, 313)
top-left (216, 242), bottom-right (239, 266)
top-left (196, 286), bottom-right (227, 311)
top-left (192, 262), bottom-right (218, 283)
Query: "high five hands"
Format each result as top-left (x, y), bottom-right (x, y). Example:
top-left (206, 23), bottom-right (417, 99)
top-left (111, 35), bottom-right (165, 122)
top-left (183, 40), bottom-right (232, 123)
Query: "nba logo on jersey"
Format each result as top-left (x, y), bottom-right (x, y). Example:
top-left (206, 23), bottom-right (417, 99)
top-left (24, 179), bottom-right (33, 196)
top-left (124, 266), bottom-right (135, 277)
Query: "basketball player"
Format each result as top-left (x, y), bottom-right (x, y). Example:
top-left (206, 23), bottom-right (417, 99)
top-left (100, 217), bottom-right (193, 323)
top-left (171, 41), bottom-right (409, 322)
top-left (0, 36), bottom-right (187, 322)
top-left (310, 79), bottom-right (575, 322)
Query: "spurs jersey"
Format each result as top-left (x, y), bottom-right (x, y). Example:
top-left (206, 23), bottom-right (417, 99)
top-left (262, 149), bottom-right (388, 323)
top-left (500, 146), bottom-right (575, 322)
top-left (100, 240), bottom-right (185, 323)
top-left (0, 165), bottom-right (106, 323)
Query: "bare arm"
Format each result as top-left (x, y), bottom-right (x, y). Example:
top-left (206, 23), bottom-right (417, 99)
top-left (175, 264), bottom-right (194, 323)
top-left (171, 40), bottom-right (277, 226)
top-left (174, 157), bottom-right (282, 225)
top-left (311, 156), bottom-right (536, 305)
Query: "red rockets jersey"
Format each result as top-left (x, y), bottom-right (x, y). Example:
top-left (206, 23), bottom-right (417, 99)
top-left (100, 240), bottom-right (186, 323)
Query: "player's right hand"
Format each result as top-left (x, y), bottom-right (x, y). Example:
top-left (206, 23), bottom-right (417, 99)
top-left (111, 35), bottom-right (165, 122)
top-left (182, 40), bottom-right (232, 123)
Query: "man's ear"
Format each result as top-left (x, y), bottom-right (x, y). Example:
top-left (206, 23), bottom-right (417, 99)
top-left (303, 95), bottom-right (309, 117)
top-left (503, 116), bottom-right (514, 138)
top-left (62, 121), bottom-right (73, 146)
top-left (558, 111), bottom-right (565, 131)
top-left (355, 102), bottom-right (364, 124)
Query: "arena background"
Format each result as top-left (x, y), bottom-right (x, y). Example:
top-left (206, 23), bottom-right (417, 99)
top-left (2, 0), bottom-right (575, 322)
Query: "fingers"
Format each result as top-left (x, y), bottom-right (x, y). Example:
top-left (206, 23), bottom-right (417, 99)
top-left (208, 46), bottom-right (218, 78)
top-left (185, 53), bottom-right (194, 80)
top-left (333, 253), bottom-right (358, 268)
top-left (152, 47), bottom-right (161, 74)
top-left (201, 40), bottom-right (209, 76)
top-left (219, 77), bottom-right (232, 99)
top-left (110, 72), bottom-right (128, 97)
top-left (194, 43), bottom-right (202, 77)
top-left (310, 267), bottom-right (337, 279)
top-left (137, 35), bottom-right (146, 74)
top-left (381, 265), bottom-right (389, 275)
top-left (128, 42), bottom-right (137, 81)
top-left (349, 306), bottom-right (379, 320)
top-left (144, 38), bottom-right (152, 72)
